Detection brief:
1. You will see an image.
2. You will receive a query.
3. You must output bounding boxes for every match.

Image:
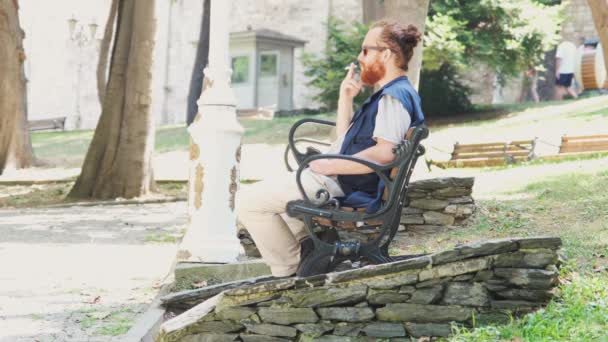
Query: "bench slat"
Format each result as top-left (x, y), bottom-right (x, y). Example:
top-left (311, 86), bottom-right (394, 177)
top-left (453, 151), bottom-right (530, 160)
top-left (562, 134), bottom-right (608, 142)
top-left (454, 142), bottom-right (510, 148)
top-left (453, 145), bottom-right (531, 153)
top-left (560, 144), bottom-right (608, 153)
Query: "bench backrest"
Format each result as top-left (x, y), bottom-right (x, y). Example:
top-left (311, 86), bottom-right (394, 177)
top-left (381, 126), bottom-right (429, 210)
top-left (559, 134), bottom-right (608, 154)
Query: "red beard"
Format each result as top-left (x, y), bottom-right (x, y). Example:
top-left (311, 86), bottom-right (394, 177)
top-left (360, 59), bottom-right (386, 85)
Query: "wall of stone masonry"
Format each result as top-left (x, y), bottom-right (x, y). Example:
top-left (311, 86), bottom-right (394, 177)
top-left (239, 177), bottom-right (476, 257)
top-left (159, 237), bottom-right (562, 341)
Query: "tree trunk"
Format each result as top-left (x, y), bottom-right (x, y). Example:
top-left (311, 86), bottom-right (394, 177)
top-left (69, 0), bottom-right (156, 199)
top-left (97, 0), bottom-right (119, 105)
top-left (186, 0), bottom-right (210, 126)
top-left (362, 0), bottom-right (385, 25)
top-left (382, 0), bottom-right (430, 90)
top-left (0, 0), bottom-right (34, 175)
top-left (588, 0), bottom-right (608, 84)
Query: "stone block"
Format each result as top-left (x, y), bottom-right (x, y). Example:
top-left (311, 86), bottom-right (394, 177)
top-left (453, 274), bottom-right (475, 281)
top-left (416, 277), bottom-right (452, 288)
top-left (406, 225), bottom-right (445, 234)
top-left (245, 323), bottom-right (297, 337)
top-left (376, 303), bottom-right (473, 323)
top-left (432, 187), bottom-right (472, 198)
top-left (408, 285), bottom-right (444, 304)
top-left (494, 268), bottom-right (558, 289)
top-left (362, 322), bottom-right (406, 338)
top-left (333, 322), bottom-right (364, 336)
top-left (494, 250), bottom-right (558, 269)
top-left (431, 239), bottom-right (518, 265)
top-left (401, 214), bottom-right (425, 225)
top-left (188, 321), bottom-right (243, 333)
top-left (490, 300), bottom-right (544, 311)
top-left (442, 282), bottom-right (489, 307)
top-left (283, 285), bottom-right (367, 308)
top-left (240, 335), bottom-right (290, 342)
top-left (175, 261), bottom-right (271, 290)
top-left (410, 198), bottom-right (449, 210)
top-left (474, 270), bottom-right (494, 282)
top-left (496, 288), bottom-right (554, 301)
top-left (326, 256), bottom-right (430, 284)
top-left (365, 272), bottom-right (418, 289)
top-left (293, 322), bottom-right (334, 338)
top-left (215, 307), bottom-right (257, 321)
top-left (224, 278), bottom-right (295, 296)
top-left (181, 334), bottom-right (239, 342)
top-left (258, 308), bottom-right (318, 325)
top-left (398, 285), bottom-right (416, 294)
top-left (367, 289), bottom-right (411, 305)
top-left (516, 237), bottom-right (562, 249)
top-left (402, 207), bottom-right (424, 215)
top-left (444, 204), bottom-right (476, 218)
top-left (316, 307), bottom-right (375, 322)
top-left (406, 190), bottom-right (428, 199)
top-left (410, 177), bottom-right (474, 190)
top-left (448, 196), bottom-right (474, 204)
top-left (404, 322), bottom-right (453, 337)
top-left (419, 257), bottom-right (491, 281)
top-left (312, 336), bottom-right (374, 342)
top-left (423, 211), bottom-right (455, 225)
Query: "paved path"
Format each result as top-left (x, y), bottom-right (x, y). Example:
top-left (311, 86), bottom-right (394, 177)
top-left (0, 202), bottom-right (187, 342)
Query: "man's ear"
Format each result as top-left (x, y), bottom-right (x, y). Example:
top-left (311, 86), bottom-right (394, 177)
top-left (382, 49), bottom-right (392, 63)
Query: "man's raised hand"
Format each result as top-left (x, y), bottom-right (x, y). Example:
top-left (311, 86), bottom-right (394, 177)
top-left (339, 63), bottom-right (362, 100)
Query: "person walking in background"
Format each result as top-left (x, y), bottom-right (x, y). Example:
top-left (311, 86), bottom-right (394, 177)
top-left (519, 65), bottom-right (540, 103)
top-left (554, 40), bottom-right (579, 100)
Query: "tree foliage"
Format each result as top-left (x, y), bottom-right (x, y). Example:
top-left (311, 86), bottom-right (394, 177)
top-left (303, 1), bottom-right (563, 115)
top-left (424, 0), bottom-right (564, 77)
top-left (301, 18), bottom-right (371, 111)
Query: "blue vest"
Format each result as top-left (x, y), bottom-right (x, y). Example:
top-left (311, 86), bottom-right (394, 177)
top-left (337, 76), bottom-right (425, 213)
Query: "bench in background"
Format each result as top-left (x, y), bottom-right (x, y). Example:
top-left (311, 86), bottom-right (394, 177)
top-left (430, 139), bottom-right (536, 168)
top-left (558, 134), bottom-right (608, 155)
top-left (28, 117), bottom-right (66, 132)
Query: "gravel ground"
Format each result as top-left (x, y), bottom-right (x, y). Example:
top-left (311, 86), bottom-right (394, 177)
top-left (0, 202), bottom-right (187, 342)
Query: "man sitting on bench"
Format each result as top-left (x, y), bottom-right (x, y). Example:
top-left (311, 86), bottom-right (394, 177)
top-left (237, 20), bottom-right (425, 277)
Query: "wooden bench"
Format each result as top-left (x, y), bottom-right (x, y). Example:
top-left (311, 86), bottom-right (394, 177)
top-left (558, 134), bottom-right (608, 155)
top-left (28, 117), bottom-right (66, 131)
top-left (430, 139), bottom-right (536, 168)
top-left (285, 118), bottom-right (428, 277)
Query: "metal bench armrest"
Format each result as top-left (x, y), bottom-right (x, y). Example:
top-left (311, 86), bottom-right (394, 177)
top-left (285, 118), bottom-right (336, 171)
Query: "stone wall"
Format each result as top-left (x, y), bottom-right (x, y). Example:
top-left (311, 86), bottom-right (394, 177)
top-left (158, 237), bottom-right (562, 341)
top-left (239, 177), bottom-right (476, 257)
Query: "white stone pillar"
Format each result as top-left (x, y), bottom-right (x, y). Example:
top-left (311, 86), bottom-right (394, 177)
top-left (177, 0), bottom-right (244, 263)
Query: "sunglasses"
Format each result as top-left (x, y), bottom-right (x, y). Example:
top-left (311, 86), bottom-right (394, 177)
top-left (361, 45), bottom-right (391, 57)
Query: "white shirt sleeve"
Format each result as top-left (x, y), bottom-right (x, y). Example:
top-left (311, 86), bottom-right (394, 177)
top-left (373, 95), bottom-right (411, 144)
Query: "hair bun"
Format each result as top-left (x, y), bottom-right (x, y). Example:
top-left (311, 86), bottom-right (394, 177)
top-left (403, 24), bottom-right (421, 46)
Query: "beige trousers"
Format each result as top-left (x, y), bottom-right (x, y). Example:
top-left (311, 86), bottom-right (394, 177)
top-left (237, 170), bottom-right (339, 277)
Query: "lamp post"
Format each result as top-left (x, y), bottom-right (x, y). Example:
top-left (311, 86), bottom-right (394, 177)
top-left (67, 15), bottom-right (98, 129)
top-left (177, 0), bottom-right (245, 263)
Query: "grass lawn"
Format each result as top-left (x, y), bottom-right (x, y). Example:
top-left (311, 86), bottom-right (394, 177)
top-left (31, 113), bottom-right (335, 167)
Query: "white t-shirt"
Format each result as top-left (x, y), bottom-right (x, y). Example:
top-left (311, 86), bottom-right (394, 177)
top-left (555, 41), bottom-right (577, 74)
